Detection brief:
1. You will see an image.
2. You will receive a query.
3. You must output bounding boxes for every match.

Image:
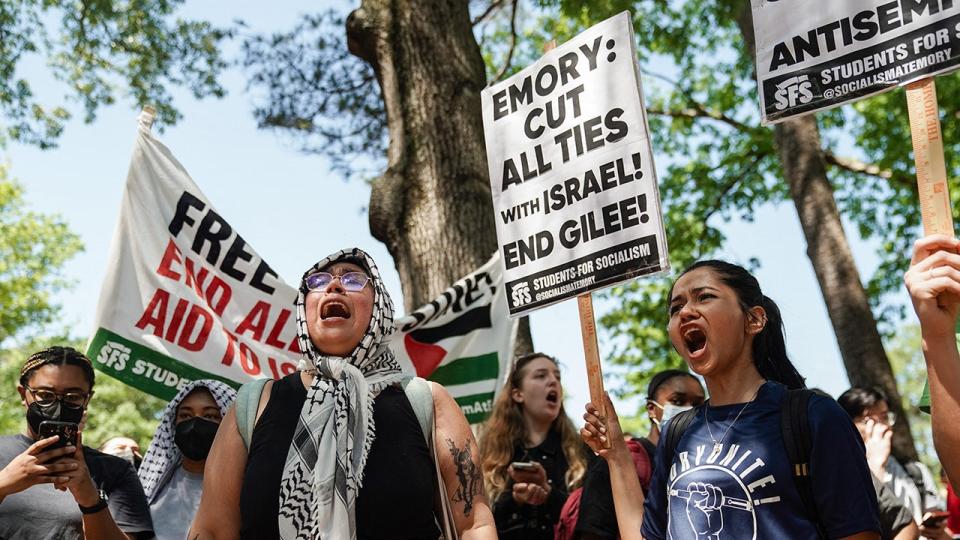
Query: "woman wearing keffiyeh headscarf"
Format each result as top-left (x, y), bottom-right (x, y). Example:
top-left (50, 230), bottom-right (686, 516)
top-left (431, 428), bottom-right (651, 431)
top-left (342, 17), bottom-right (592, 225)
top-left (138, 379), bottom-right (235, 540)
top-left (190, 248), bottom-right (497, 540)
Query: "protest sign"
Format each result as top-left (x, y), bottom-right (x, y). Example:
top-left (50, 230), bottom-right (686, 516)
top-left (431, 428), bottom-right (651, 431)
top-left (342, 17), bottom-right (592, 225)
top-left (392, 253), bottom-right (518, 423)
top-left (89, 112), bottom-right (516, 423)
top-left (87, 111), bottom-right (301, 400)
top-left (752, 0), bottom-right (960, 124)
top-left (481, 11), bottom-right (669, 319)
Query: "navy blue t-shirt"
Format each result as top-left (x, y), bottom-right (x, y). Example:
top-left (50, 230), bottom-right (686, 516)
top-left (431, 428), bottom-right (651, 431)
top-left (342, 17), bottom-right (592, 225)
top-left (640, 381), bottom-right (880, 540)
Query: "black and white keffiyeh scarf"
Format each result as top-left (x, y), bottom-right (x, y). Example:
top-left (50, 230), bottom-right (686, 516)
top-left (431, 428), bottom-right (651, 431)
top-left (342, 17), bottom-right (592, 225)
top-left (278, 248), bottom-right (405, 540)
top-left (137, 379), bottom-right (237, 503)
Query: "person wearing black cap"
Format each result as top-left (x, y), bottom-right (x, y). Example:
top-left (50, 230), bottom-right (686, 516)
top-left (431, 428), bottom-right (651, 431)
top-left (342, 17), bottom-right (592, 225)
top-left (0, 346), bottom-right (153, 539)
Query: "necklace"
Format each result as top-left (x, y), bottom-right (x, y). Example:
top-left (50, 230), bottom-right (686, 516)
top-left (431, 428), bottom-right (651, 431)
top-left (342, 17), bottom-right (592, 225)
top-left (704, 381), bottom-right (765, 454)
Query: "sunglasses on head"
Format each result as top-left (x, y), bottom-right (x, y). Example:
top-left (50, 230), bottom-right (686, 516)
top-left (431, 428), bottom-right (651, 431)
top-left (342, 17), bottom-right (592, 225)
top-left (304, 271), bottom-right (371, 292)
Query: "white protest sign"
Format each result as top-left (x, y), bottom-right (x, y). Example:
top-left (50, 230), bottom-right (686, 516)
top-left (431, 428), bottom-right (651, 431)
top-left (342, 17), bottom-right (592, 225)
top-left (752, 0), bottom-right (960, 124)
top-left (88, 116), bottom-right (301, 400)
top-left (481, 11), bottom-right (669, 318)
top-left (89, 118), bottom-right (515, 424)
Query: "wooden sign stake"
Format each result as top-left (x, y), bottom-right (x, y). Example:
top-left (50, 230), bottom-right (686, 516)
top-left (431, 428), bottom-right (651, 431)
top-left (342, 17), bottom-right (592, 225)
top-left (578, 293), bottom-right (607, 421)
top-left (906, 78), bottom-right (954, 237)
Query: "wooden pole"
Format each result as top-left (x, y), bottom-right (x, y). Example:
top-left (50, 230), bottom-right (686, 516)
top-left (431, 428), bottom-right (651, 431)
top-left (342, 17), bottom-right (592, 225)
top-left (578, 293), bottom-right (607, 420)
top-left (906, 78), bottom-right (955, 408)
top-left (906, 78), bottom-right (954, 237)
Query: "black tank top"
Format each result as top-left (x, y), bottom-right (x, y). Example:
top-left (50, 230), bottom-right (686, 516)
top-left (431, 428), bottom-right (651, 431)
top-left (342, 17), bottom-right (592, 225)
top-left (239, 373), bottom-right (441, 540)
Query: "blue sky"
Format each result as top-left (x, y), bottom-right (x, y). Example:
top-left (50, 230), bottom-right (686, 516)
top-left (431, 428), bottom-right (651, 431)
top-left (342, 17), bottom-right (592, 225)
top-left (1, 1), bottom-right (913, 425)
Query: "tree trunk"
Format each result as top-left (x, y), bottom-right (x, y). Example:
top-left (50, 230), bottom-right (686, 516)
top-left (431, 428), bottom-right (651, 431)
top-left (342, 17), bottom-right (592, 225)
top-left (346, 0), bottom-right (533, 355)
top-left (733, 1), bottom-right (917, 461)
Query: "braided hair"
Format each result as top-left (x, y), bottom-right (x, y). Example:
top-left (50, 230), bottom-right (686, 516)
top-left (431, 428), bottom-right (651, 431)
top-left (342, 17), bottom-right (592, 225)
top-left (19, 346), bottom-right (95, 388)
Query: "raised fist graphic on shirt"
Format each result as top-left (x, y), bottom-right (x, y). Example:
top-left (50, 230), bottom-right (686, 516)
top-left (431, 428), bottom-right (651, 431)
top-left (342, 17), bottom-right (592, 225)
top-left (685, 482), bottom-right (724, 539)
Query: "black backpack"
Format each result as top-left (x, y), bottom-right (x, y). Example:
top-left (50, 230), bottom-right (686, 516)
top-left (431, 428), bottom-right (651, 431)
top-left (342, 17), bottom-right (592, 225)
top-left (663, 388), bottom-right (828, 539)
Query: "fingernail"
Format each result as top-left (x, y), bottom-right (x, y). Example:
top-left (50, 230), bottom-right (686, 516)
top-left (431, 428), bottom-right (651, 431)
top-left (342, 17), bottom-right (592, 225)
top-left (599, 426), bottom-right (606, 434)
top-left (600, 435), bottom-right (607, 442)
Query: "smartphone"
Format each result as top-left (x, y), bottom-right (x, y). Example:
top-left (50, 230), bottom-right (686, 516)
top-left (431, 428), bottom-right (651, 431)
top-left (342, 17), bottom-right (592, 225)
top-left (921, 511), bottom-right (950, 528)
top-left (510, 461), bottom-right (538, 471)
top-left (37, 421), bottom-right (79, 452)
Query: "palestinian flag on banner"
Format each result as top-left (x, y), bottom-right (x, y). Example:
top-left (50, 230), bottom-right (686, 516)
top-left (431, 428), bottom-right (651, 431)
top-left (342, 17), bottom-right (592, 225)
top-left (392, 253), bottom-right (517, 424)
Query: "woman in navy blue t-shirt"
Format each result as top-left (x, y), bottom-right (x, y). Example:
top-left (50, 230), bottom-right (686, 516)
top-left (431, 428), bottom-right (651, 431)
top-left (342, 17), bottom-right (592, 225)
top-left (581, 260), bottom-right (882, 540)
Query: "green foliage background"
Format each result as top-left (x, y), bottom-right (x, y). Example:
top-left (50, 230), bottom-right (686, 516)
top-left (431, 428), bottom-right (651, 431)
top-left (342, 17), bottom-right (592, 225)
top-left (0, 337), bottom-right (164, 450)
top-left (0, 172), bottom-right (164, 451)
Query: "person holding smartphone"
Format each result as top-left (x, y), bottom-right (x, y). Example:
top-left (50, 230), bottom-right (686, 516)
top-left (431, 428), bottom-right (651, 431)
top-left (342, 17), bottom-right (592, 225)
top-left (479, 352), bottom-right (588, 540)
top-left (0, 346), bottom-right (153, 539)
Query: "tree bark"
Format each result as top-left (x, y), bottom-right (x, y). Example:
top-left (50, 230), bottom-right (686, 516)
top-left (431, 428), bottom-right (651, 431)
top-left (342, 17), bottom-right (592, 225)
top-left (733, 1), bottom-right (917, 461)
top-left (346, 0), bottom-right (533, 354)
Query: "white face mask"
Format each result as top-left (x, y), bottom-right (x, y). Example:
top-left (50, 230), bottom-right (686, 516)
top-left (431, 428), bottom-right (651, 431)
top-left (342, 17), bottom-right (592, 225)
top-left (650, 401), bottom-right (694, 428)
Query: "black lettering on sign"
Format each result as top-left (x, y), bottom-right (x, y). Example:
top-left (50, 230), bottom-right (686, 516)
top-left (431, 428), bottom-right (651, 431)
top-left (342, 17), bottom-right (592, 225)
top-left (165, 191), bottom-right (280, 295)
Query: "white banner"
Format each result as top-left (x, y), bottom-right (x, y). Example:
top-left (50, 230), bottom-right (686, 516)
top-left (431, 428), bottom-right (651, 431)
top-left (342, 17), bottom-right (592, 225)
top-left (481, 11), bottom-right (669, 317)
top-left (752, 0), bottom-right (960, 123)
top-left (87, 115), bottom-right (516, 424)
top-left (88, 114), bottom-right (301, 399)
top-left (392, 253), bottom-right (518, 423)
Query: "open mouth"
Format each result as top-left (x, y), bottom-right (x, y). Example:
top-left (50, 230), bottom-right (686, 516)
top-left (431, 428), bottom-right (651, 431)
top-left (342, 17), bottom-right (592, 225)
top-left (320, 300), bottom-right (351, 320)
top-left (683, 327), bottom-right (707, 355)
top-left (546, 390), bottom-right (559, 404)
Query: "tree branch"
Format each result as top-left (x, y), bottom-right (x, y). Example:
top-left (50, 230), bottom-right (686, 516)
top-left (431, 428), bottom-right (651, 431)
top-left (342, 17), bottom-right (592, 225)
top-left (646, 106), bottom-right (755, 134)
top-left (822, 152), bottom-right (917, 194)
top-left (472, 0), bottom-right (507, 25)
top-left (492, 0), bottom-right (519, 82)
top-left (644, 71), bottom-right (759, 135)
top-left (692, 148), bottom-right (769, 260)
top-left (822, 153), bottom-right (891, 180)
top-left (643, 71), bottom-right (919, 197)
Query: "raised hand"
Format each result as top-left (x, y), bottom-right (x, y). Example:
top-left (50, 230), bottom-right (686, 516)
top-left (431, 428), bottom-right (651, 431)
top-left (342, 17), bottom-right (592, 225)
top-left (580, 391), bottom-right (626, 459)
top-left (904, 234), bottom-right (960, 338)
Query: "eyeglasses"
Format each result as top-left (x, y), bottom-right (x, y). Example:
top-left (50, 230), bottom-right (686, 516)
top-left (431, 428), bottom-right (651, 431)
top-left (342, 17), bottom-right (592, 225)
top-left (24, 386), bottom-right (90, 409)
top-left (304, 271), bottom-right (370, 292)
top-left (858, 412), bottom-right (897, 426)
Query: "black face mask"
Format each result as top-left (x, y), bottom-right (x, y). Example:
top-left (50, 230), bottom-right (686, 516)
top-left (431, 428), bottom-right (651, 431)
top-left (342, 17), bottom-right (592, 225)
top-left (26, 401), bottom-right (85, 436)
top-left (174, 417), bottom-right (220, 461)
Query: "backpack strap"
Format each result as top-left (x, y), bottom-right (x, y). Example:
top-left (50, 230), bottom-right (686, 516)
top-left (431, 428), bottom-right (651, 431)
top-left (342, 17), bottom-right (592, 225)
top-left (780, 388), bottom-right (827, 539)
top-left (663, 407), bottom-right (698, 463)
top-left (402, 376), bottom-right (459, 540)
top-left (402, 376), bottom-right (435, 447)
top-left (236, 378), bottom-right (270, 450)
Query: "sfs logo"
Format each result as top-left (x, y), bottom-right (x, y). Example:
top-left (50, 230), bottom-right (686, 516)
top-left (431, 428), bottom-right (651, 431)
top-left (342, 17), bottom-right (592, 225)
top-left (510, 282), bottom-right (532, 307)
top-left (773, 75), bottom-right (813, 110)
top-left (98, 341), bottom-right (132, 371)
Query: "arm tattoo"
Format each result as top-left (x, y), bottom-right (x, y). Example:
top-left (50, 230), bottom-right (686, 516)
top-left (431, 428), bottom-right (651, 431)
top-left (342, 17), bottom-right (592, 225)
top-left (446, 438), bottom-right (483, 516)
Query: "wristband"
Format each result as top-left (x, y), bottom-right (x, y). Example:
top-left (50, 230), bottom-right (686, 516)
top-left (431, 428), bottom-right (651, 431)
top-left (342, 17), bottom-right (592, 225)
top-left (78, 489), bottom-right (108, 515)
